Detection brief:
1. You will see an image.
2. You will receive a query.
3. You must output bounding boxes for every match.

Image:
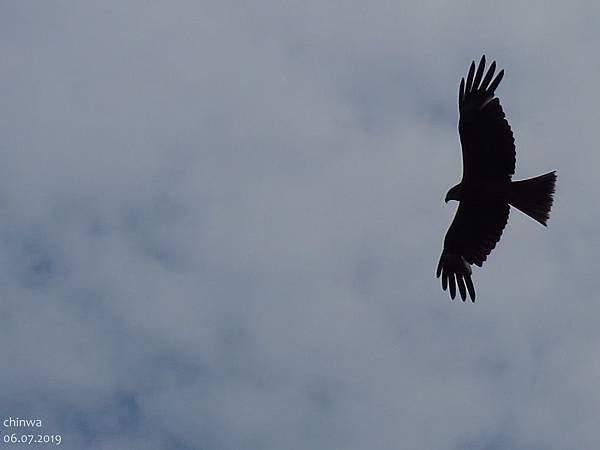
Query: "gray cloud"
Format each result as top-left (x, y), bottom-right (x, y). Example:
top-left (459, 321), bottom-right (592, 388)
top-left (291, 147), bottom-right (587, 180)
top-left (0, 1), bottom-right (599, 449)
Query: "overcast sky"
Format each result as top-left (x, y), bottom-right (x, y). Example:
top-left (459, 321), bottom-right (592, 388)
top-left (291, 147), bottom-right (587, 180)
top-left (1, 1), bottom-right (599, 449)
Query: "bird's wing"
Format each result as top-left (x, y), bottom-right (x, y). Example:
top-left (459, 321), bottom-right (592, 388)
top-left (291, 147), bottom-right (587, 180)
top-left (458, 55), bottom-right (515, 181)
top-left (436, 200), bottom-right (510, 301)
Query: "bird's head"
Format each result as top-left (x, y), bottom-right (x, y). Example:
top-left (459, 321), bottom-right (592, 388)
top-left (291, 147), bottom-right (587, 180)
top-left (445, 183), bottom-right (462, 203)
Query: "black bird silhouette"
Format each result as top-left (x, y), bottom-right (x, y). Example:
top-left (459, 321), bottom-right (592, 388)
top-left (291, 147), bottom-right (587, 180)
top-left (437, 56), bottom-right (556, 302)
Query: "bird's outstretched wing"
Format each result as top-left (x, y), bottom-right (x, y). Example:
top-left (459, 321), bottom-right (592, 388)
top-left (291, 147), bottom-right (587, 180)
top-left (437, 201), bottom-right (510, 301)
top-left (459, 55), bottom-right (515, 182)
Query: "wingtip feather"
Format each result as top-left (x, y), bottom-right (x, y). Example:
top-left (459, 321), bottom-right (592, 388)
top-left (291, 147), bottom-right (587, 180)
top-left (488, 69), bottom-right (504, 93)
top-left (449, 273), bottom-right (456, 299)
top-left (465, 275), bottom-right (476, 302)
top-left (480, 60), bottom-right (497, 92)
top-left (459, 78), bottom-right (465, 105)
top-left (465, 61), bottom-right (476, 93)
top-left (472, 55), bottom-right (486, 91)
top-left (456, 276), bottom-right (467, 301)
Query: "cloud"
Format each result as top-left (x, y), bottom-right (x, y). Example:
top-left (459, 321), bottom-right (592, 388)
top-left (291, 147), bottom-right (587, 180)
top-left (0, 1), bottom-right (599, 449)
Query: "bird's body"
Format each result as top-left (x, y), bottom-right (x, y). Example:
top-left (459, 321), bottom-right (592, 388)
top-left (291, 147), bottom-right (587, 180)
top-left (437, 56), bottom-right (556, 302)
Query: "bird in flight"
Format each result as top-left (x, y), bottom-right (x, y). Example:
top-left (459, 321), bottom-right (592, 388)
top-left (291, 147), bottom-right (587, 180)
top-left (437, 55), bottom-right (556, 302)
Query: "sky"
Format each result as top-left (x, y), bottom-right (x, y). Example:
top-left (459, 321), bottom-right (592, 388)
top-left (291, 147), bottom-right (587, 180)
top-left (1, 1), bottom-right (599, 449)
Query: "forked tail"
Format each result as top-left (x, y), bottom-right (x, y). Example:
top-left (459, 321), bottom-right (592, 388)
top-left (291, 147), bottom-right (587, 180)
top-left (509, 171), bottom-right (557, 226)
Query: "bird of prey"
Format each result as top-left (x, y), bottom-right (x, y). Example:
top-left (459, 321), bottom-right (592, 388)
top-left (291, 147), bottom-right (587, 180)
top-left (437, 55), bottom-right (556, 302)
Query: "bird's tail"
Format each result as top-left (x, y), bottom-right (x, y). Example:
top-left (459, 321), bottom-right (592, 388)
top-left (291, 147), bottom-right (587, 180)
top-left (508, 171), bottom-right (557, 226)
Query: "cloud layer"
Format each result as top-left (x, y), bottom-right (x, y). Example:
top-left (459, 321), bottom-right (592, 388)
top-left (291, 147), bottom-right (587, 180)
top-left (1, 1), bottom-right (599, 449)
